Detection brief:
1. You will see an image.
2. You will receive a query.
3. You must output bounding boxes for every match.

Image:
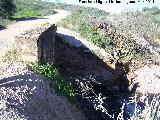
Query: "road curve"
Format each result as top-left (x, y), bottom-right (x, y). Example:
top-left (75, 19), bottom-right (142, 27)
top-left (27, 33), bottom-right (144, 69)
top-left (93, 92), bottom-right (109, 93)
top-left (0, 10), bottom-right (70, 59)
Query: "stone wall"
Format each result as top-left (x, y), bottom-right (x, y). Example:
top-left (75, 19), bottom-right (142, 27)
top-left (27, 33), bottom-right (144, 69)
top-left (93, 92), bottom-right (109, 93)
top-left (37, 25), bottom-right (57, 64)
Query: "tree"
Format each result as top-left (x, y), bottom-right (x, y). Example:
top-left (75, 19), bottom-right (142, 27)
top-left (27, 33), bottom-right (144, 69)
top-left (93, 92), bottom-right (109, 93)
top-left (0, 0), bottom-right (16, 19)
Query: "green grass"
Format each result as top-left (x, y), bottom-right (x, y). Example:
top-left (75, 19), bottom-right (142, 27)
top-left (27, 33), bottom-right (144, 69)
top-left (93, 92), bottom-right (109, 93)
top-left (0, 0), bottom-right (57, 26)
top-left (0, 19), bottom-right (15, 26)
top-left (4, 49), bottom-right (78, 103)
top-left (78, 22), bottom-right (100, 45)
top-left (11, 9), bottom-right (41, 19)
top-left (31, 63), bottom-right (77, 102)
top-left (13, 0), bottom-right (56, 17)
top-left (58, 14), bottom-right (113, 53)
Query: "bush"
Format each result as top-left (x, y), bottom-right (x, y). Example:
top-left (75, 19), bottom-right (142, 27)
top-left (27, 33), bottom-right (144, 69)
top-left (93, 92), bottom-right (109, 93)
top-left (0, 0), bottom-right (16, 19)
top-left (54, 3), bottom-right (109, 17)
top-left (101, 35), bottom-right (113, 52)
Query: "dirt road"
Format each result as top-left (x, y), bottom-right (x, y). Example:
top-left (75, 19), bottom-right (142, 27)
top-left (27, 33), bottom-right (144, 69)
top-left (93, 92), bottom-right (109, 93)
top-left (0, 10), bottom-right (70, 59)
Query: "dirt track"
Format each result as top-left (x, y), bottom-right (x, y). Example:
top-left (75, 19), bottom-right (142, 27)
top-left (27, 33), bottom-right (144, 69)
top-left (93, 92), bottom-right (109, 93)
top-left (0, 10), bottom-right (70, 59)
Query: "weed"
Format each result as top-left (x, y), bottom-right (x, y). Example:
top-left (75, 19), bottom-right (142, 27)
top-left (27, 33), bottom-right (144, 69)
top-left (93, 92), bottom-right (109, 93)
top-left (31, 63), bottom-right (77, 102)
top-left (78, 22), bottom-right (100, 46)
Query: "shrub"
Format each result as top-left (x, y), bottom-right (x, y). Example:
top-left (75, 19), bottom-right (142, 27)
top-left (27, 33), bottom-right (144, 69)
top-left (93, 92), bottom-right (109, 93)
top-left (58, 10), bottom-right (113, 53)
top-left (101, 35), bottom-right (113, 52)
top-left (11, 9), bottom-right (41, 19)
top-left (0, 0), bottom-right (16, 19)
top-left (78, 22), bottom-right (100, 45)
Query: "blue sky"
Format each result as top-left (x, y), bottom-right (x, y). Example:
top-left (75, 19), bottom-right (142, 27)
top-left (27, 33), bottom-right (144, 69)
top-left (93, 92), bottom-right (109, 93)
top-left (46, 0), bottom-right (160, 13)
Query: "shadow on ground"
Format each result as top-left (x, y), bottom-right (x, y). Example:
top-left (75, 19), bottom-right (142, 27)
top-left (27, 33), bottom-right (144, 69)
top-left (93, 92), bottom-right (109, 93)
top-left (9, 17), bottom-right (48, 22)
top-left (0, 25), bottom-right (6, 31)
top-left (0, 71), bottom-right (84, 120)
top-left (0, 72), bottom-right (56, 119)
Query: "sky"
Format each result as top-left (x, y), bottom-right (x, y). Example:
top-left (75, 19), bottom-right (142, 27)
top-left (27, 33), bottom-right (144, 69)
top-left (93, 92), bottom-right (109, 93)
top-left (47, 0), bottom-right (160, 13)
